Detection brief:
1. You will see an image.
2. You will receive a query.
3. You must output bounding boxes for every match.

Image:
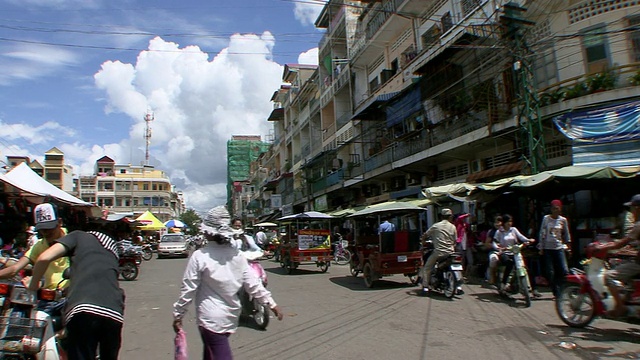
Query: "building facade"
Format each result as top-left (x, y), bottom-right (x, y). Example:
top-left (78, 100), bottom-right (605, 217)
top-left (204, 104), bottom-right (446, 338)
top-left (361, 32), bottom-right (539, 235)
top-left (244, 0), bottom-right (640, 223)
top-left (76, 156), bottom-right (184, 222)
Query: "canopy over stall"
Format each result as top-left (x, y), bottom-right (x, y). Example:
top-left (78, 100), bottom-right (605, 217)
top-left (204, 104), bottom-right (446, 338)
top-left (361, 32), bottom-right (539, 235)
top-left (136, 211), bottom-right (165, 230)
top-left (1, 163), bottom-right (95, 207)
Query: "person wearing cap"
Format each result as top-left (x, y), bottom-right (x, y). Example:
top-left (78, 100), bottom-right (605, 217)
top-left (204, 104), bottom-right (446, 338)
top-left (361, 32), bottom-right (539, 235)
top-left (0, 203), bottom-right (70, 291)
top-left (173, 206), bottom-right (284, 359)
top-left (419, 208), bottom-right (457, 295)
top-left (538, 199), bottom-right (571, 298)
top-left (599, 194), bottom-right (640, 317)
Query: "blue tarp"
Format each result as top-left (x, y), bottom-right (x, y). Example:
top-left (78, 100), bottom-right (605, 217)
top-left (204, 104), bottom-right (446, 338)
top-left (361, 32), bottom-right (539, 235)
top-left (385, 86), bottom-right (422, 127)
top-left (553, 100), bottom-right (640, 143)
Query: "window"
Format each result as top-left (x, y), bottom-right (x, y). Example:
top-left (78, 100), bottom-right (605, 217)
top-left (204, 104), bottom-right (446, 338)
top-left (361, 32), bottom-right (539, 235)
top-left (369, 77), bottom-right (380, 93)
top-left (152, 184), bottom-right (158, 191)
top-left (143, 184), bottom-right (149, 191)
top-left (629, 17), bottom-right (640, 62)
top-left (421, 24), bottom-right (441, 50)
top-left (461, 0), bottom-right (481, 17)
top-left (46, 172), bottom-right (61, 181)
top-left (534, 45), bottom-right (558, 88)
top-left (582, 26), bottom-right (609, 73)
top-left (120, 169), bottom-right (126, 174)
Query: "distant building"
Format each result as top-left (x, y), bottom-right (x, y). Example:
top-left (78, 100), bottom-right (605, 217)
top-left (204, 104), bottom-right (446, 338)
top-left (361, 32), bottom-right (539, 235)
top-left (75, 156), bottom-right (185, 222)
top-left (227, 135), bottom-right (270, 221)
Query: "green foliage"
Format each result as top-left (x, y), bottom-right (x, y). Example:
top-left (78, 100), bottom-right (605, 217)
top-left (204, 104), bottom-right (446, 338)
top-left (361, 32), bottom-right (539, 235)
top-left (539, 87), bottom-right (565, 106)
top-left (585, 68), bottom-right (618, 93)
top-left (564, 82), bottom-right (588, 100)
top-left (179, 209), bottom-right (202, 236)
top-left (629, 69), bottom-right (640, 86)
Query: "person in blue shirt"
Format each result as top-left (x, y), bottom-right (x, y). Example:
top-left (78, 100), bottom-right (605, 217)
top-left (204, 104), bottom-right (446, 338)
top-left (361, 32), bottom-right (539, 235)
top-left (378, 218), bottom-right (395, 233)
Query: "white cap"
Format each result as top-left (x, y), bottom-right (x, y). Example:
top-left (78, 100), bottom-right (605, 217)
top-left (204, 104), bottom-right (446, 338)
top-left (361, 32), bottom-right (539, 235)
top-left (34, 203), bottom-right (59, 230)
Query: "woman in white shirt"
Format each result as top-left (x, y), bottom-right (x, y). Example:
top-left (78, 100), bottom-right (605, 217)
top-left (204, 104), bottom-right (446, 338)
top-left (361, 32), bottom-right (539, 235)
top-left (173, 207), bottom-right (284, 359)
top-left (493, 214), bottom-right (534, 294)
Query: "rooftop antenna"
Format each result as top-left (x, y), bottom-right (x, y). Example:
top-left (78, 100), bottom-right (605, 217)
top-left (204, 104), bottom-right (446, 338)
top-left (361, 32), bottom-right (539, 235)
top-left (144, 111), bottom-right (154, 166)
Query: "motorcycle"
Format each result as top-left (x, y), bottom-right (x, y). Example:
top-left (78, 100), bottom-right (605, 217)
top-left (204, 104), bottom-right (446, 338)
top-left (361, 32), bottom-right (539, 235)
top-left (556, 242), bottom-right (640, 328)
top-left (495, 244), bottom-right (533, 307)
top-left (140, 243), bottom-right (153, 261)
top-left (0, 281), bottom-right (62, 359)
top-left (239, 250), bottom-right (270, 330)
top-left (422, 241), bottom-right (464, 298)
top-left (117, 242), bottom-right (141, 281)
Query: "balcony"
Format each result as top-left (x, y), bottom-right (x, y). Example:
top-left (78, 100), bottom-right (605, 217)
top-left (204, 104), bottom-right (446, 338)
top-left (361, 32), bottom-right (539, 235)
top-left (302, 143), bottom-right (311, 158)
top-left (322, 122), bottom-right (336, 142)
top-left (336, 112), bottom-right (352, 131)
top-left (326, 168), bottom-right (344, 188)
top-left (311, 177), bottom-right (326, 194)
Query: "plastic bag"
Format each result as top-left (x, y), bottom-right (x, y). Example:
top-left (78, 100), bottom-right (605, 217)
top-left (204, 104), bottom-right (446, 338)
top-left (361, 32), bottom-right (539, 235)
top-left (175, 329), bottom-right (188, 360)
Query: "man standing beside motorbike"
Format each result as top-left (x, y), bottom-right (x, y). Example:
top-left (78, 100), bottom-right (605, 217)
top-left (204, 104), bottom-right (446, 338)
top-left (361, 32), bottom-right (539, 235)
top-left (600, 194), bottom-right (640, 317)
top-left (538, 199), bottom-right (572, 299)
top-left (420, 208), bottom-right (457, 295)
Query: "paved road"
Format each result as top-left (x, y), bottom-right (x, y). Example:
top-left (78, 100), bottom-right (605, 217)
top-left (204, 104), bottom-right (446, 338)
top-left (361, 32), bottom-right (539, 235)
top-left (119, 255), bottom-right (640, 360)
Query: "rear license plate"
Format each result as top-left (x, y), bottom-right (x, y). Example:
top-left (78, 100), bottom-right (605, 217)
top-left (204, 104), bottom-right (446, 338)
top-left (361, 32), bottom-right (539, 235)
top-left (311, 256), bottom-right (318, 261)
top-left (450, 264), bottom-right (463, 271)
top-left (397, 255), bottom-right (407, 262)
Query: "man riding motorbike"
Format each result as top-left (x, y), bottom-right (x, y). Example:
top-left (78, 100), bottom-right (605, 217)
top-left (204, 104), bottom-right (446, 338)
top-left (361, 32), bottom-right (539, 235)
top-left (420, 208), bottom-right (457, 295)
top-left (600, 194), bottom-right (640, 317)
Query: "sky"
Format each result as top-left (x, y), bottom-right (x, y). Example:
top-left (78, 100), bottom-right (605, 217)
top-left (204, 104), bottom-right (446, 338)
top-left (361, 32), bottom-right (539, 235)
top-left (0, 0), bottom-right (324, 213)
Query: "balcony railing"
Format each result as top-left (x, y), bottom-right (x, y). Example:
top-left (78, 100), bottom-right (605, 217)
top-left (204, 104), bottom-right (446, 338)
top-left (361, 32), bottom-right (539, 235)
top-left (336, 112), bottom-right (351, 131)
top-left (326, 168), bottom-right (344, 188)
top-left (322, 122), bottom-right (335, 142)
top-left (302, 143), bottom-right (311, 158)
top-left (311, 177), bottom-right (327, 193)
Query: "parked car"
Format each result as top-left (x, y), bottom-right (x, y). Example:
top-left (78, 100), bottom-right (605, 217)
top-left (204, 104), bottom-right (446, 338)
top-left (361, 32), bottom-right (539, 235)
top-left (157, 234), bottom-right (189, 258)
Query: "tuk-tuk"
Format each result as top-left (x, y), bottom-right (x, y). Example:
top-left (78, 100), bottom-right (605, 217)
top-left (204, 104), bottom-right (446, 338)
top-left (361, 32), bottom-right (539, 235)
top-left (347, 202), bottom-right (426, 288)
top-left (277, 211), bottom-right (334, 274)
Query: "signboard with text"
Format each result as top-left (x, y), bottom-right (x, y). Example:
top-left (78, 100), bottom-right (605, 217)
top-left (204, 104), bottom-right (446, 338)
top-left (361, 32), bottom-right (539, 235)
top-left (297, 229), bottom-right (330, 250)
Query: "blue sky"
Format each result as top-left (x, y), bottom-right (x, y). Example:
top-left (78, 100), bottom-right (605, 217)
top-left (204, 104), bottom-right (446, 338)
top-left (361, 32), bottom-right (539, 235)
top-left (0, 0), bottom-right (323, 212)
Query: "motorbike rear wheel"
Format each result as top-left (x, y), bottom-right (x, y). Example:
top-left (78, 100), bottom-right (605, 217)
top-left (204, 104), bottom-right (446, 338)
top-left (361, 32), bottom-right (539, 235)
top-left (556, 283), bottom-right (596, 328)
top-left (253, 299), bottom-right (270, 330)
top-left (264, 251), bottom-right (275, 260)
top-left (444, 271), bottom-right (456, 298)
top-left (141, 248), bottom-right (153, 261)
top-left (120, 262), bottom-right (139, 281)
top-left (318, 261), bottom-right (329, 273)
top-left (363, 262), bottom-right (375, 288)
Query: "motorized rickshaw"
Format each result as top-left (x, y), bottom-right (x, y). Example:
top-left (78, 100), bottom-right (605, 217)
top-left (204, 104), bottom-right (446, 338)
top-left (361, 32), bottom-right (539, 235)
top-left (347, 202), bottom-right (426, 288)
top-left (277, 211), bottom-right (334, 274)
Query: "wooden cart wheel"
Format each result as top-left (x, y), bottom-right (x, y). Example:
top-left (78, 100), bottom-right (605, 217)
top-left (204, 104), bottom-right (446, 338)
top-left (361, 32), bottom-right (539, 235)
top-left (363, 262), bottom-right (375, 288)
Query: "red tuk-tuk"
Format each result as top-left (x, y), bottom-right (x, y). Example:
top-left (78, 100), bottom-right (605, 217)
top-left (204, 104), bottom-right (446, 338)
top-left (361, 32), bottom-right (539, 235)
top-left (347, 202), bottom-right (426, 288)
top-left (277, 211), bottom-right (334, 274)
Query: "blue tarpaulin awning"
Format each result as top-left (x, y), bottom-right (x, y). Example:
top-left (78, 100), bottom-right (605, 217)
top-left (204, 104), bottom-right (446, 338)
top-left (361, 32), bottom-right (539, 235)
top-left (386, 86), bottom-right (422, 127)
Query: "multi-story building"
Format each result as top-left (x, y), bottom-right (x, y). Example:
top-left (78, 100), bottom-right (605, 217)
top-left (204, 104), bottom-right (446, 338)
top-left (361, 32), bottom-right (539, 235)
top-left (227, 136), bottom-right (271, 221)
top-left (248, 0), bottom-right (640, 223)
top-left (76, 156), bottom-right (183, 222)
top-left (4, 155), bottom-right (44, 176)
top-left (44, 147), bottom-right (75, 192)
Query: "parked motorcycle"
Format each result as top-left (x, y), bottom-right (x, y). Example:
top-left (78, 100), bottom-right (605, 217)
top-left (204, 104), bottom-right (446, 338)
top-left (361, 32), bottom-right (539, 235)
top-left (496, 244), bottom-right (532, 307)
top-left (422, 241), bottom-right (464, 298)
top-left (556, 242), bottom-right (640, 328)
top-left (0, 281), bottom-right (62, 359)
top-left (239, 250), bottom-right (270, 330)
top-left (140, 243), bottom-right (153, 261)
top-left (117, 242), bottom-right (142, 281)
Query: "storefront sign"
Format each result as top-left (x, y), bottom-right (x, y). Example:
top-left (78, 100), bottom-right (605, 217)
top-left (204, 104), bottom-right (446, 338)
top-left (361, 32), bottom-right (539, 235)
top-left (298, 229), bottom-right (330, 250)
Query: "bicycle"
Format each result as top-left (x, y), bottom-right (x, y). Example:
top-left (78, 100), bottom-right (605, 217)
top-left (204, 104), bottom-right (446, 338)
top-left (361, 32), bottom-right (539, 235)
top-left (333, 236), bottom-right (351, 265)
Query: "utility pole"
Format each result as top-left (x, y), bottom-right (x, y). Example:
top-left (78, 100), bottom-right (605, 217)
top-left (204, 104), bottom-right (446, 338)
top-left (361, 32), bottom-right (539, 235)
top-left (500, 2), bottom-right (547, 174)
top-left (144, 112), bottom-right (154, 166)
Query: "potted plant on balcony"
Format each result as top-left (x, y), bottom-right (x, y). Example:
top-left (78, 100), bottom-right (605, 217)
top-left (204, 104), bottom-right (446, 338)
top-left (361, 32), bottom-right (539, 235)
top-left (538, 86), bottom-right (565, 106)
top-left (564, 81), bottom-right (588, 100)
top-left (586, 68), bottom-right (618, 93)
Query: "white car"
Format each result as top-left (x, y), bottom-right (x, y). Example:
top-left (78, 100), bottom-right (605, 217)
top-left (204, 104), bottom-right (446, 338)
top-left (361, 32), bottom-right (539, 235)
top-left (157, 234), bottom-right (189, 258)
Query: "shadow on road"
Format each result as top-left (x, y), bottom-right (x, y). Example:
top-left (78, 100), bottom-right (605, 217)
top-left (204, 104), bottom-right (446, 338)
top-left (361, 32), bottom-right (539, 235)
top-left (546, 324), bottom-right (640, 358)
top-left (328, 275), bottom-right (414, 291)
top-left (264, 267), bottom-right (328, 276)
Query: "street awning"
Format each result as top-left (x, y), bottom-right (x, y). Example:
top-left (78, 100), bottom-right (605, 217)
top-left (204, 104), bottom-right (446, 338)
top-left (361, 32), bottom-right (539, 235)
top-left (347, 201), bottom-right (426, 218)
top-left (0, 163), bottom-right (94, 206)
top-left (351, 91), bottom-right (400, 120)
top-left (510, 165), bottom-right (640, 188)
top-left (422, 183), bottom-right (477, 199)
top-left (466, 161), bottom-right (524, 182)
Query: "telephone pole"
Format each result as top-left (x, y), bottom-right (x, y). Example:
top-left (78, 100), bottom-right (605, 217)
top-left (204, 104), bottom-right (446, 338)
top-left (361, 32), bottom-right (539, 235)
top-left (501, 2), bottom-right (547, 174)
top-left (144, 112), bottom-right (154, 166)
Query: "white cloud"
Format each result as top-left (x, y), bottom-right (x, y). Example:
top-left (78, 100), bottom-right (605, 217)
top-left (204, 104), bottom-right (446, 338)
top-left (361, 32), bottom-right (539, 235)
top-left (0, 120), bottom-right (76, 145)
top-left (0, 44), bottom-right (78, 85)
top-left (298, 48), bottom-right (319, 65)
top-left (293, 1), bottom-right (325, 26)
top-left (92, 34), bottom-right (284, 211)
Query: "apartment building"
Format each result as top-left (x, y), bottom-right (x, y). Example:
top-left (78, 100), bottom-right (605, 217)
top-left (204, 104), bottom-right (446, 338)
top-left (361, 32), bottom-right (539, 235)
top-left (76, 156), bottom-right (183, 222)
top-left (44, 147), bottom-right (75, 192)
top-left (247, 0), bottom-right (640, 222)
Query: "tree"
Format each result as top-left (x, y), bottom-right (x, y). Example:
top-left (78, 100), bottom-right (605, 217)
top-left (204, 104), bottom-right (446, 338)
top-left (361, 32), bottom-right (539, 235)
top-left (179, 209), bottom-right (202, 236)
